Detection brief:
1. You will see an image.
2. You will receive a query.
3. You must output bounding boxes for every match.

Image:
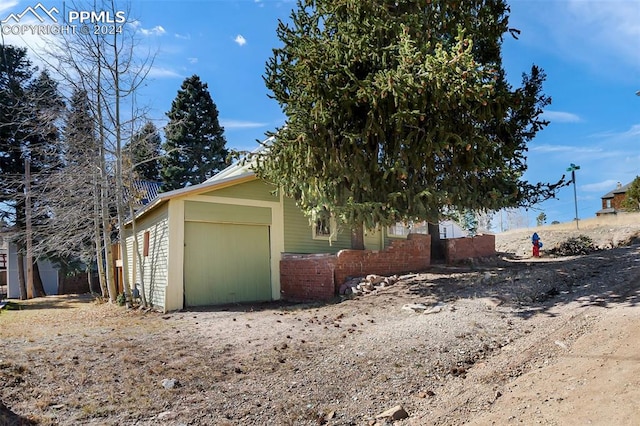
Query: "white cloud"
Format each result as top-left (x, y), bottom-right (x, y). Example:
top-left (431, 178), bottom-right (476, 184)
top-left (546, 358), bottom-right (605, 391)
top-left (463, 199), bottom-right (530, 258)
top-left (0, 1), bottom-right (18, 15)
top-left (566, 1), bottom-right (640, 69)
top-left (541, 110), bottom-right (582, 123)
top-left (0, 16), bottom-right (55, 64)
top-left (525, 1), bottom-right (640, 78)
top-left (188, 57), bottom-right (198, 64)
top-left (581, 180), bottom-right (620, 193)
top-left (129, 21), bottom-right (165, 36)
top-left (147, 66), bottom-right (181, 78)
top-left (175, 33), bottom-right (190, 40)
top-left (234, 34), bottom-right (247, 46)
top-left (220, 119), bottom-right (268, 129)
top-left (531, 144), bottom-right (601, 154)
top-left (589, 123), bottom-right (640, 141)
top-left (622, 124), bottom-right (640, 138)
top-left (140, 25), bottom-right (166, 36)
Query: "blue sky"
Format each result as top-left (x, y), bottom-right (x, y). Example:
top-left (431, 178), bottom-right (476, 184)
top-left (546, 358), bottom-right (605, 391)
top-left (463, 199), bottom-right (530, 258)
top-left (1, 0), bottom-right (639, 226)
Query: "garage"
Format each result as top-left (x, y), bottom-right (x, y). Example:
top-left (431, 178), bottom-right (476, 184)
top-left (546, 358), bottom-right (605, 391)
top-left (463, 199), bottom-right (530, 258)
top-left (184, 221), bottom-right (272, 306)
top-left (124, 173), bottom-right (285, 312)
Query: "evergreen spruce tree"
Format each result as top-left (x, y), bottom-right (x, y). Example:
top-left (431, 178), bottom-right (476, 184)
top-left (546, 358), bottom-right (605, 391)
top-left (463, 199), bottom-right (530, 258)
top-left (0, 47), bottom-right (64, 297)
top-left (25, 70), bottom-right (65, 297)
top-left (622, 177), bottom-right (640, 211)
top-left (126, 121), bottom-right (162, 182)
top-left (161, 75), bottom-right (228, 191)
top-left (25, 70), bottom-right (65, 177)
top-left (0, 45), bottom-right (34, 212)
top-left (45, 87), bottom-right (100, 258)
top-left (63, 88), bottom-right (98, 166)
top-left (0, 45), bottom-right (35, 299)
top-left (257, 0), bottom-right (564, 249)
top-left (44, 87), bottom-right (104, 295)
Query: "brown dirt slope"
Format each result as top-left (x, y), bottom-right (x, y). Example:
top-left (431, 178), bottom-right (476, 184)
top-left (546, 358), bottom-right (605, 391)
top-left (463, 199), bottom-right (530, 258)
top-left (0, 215), bottom-right (638, 425)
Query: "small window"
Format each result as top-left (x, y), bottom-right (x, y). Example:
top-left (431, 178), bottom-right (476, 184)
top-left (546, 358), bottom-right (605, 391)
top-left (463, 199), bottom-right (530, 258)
top-left (387, 223), bottom-right (411, 238)
top-left (387, 221), bottom-right (429, 238)
top-left (606, 199), bottom-right (612, 208)
top-left (315, 218), bottom-right (331, 237)
top-left (312, 209), bottom-right (336, 241)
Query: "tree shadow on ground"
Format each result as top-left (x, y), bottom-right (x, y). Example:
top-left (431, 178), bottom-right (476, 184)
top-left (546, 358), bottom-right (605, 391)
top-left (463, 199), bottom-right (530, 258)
top-left (0, 401), bottom-right (36, 426)
top-left (405, 245), bottom-right (640, 320)
top-left (184, 299), bottom-right (327, 315)
top-left (2, 294), bottom-right (96, 311)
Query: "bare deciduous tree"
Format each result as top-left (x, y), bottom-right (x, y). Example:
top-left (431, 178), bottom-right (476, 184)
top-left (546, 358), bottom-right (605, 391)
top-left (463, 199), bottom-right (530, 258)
top-left (39, 0), bottom-right (155, 305)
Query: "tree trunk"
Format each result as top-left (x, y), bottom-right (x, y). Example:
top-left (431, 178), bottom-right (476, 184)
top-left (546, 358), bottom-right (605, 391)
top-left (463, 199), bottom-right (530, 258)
top-left (428, 222), bottom-right (445, 262)
top-left (32, 260), bottom-right (46, 297)
top-left (103, 231), bottom-right (117, 302)
top-left (95, 38), bottom-right (117, 304)
top-left (93, 168), bottom-right (108, 298)
top-left (87, 267), bottom-right (97, 294)
top-left (112, 29), bottom-right (133, 308)
top-left (58, 269), bottom-right (65, 295)
top-left (16, 249), bottom-right (27, 300)
top-left (351, 223), bottom-right (365, 250)
top-left (99, 153), bottom-right (117, 302)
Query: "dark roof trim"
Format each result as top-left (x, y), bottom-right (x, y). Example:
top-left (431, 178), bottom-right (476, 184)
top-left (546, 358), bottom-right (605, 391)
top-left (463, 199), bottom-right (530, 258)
top-left (601, 182), bottom-right (631, 199)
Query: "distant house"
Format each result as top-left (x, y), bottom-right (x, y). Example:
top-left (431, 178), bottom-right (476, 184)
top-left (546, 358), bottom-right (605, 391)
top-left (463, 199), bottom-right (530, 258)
top-left (126, 180), bottom-right (162, 210)
top-left (1, 235), bottom-right (59, 299)
top-left (0, 216), bottom-right (61, 298)
top-left (596, 181), bottom-right (631, 216)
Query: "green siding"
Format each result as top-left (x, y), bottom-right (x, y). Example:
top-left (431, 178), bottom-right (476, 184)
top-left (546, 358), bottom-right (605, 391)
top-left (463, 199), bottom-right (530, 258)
top-left (126, 207), bottom-right (169, 310)
top-left (364, 227), bottom-right (383, 250)
top-left (202, 179), bottom-right (278, 202)
top-left (283, 197), bottom-right (351, 253)
top-left (184, 201), bottom-right (271, 225)
top-left (184, 222), bottom-right (271, 306)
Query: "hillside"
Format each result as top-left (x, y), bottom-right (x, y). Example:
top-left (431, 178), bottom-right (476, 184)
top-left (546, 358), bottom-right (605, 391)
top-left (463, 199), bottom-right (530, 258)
top-left (495, 212), bottom-right (640, 257)
top-left (1, 214), bottom-right (639, 425)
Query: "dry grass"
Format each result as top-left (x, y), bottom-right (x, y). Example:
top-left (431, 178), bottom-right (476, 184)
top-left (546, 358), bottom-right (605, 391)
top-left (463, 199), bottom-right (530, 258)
top-left (504, 211), bottom-right (640, 233)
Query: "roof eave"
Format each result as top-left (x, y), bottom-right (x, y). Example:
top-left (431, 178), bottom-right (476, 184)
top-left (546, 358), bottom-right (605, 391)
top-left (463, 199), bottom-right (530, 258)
top-left (124, 172), bottom-right (257, 227)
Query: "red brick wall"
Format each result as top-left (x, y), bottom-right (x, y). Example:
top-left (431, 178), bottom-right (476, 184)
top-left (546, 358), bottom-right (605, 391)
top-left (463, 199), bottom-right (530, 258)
top-left (601, 193), bottom-right (629, 211)
top-left (280, 234), bottom-right (431, 301)
top-left (334, 234), bottom-right (431, 289)
top-left (612, 193), bottom-right (627, 210)
top-left (444, 234), bottom-right (495, 264)
top-left (280, 254), bottom-right (337, 302)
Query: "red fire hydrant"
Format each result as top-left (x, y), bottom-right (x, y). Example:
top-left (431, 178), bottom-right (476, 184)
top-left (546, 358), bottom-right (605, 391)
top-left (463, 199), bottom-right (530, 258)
top-left (532, 232), bottom-right (542, 257)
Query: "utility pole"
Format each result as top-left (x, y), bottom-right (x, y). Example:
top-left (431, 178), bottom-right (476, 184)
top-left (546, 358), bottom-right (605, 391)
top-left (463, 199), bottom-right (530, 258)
top-left (566, 163), bottom-right (581, 230)
top-left (25, 157), bottom-right (34, 298)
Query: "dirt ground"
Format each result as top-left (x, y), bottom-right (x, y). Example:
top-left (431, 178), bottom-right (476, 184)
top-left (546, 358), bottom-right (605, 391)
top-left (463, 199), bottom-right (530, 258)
top-left (1, 217), bottom-right (639, 425)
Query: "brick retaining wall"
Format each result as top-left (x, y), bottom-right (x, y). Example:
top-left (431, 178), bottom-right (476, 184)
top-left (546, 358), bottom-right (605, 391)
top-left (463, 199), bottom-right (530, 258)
top-left (280, 234), bottom-right (431, 302)
top-left (444, 234), bottom-right (496, 264)
top-left (280, 254), bottom-right (337, 302)
top-left (334, 234), bottom-right (431, 289)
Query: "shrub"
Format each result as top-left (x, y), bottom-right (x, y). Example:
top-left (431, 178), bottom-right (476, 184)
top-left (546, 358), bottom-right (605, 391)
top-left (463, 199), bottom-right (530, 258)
top-left (549, 235), bottom-right (595, 256)
top-left (116, 293), bottom-right (126, 306)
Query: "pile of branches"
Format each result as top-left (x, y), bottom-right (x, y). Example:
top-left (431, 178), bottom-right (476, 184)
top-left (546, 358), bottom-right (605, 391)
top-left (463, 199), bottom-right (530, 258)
top-left (549, 235), bottom-right (596, 256)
